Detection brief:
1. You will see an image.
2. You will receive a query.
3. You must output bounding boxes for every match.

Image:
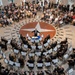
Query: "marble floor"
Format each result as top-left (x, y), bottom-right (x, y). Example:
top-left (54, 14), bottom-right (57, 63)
top-left (0, 12), bottom-right (75, 75)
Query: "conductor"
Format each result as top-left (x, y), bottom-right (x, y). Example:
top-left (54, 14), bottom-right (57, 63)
top-left (32, 28), bottom-right (40, 36)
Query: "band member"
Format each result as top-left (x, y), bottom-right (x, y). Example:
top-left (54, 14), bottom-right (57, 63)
top-left (32, 28), bottom-right (40, 36)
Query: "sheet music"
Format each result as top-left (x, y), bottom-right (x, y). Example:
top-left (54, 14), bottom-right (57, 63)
top-left (68, 69), bottom-right (73, 73)
top-left (9, 60), bottom-right (14, 65)
top-left (28, 63), bottom-right (34, 67)
top-left (44, 43), bottom-right (48, 47)
top-left (47, 39), bottom-right (50, 43)
top-left (24, 45), bottom-right (28, 48)
top-left (4, 59), bottom-right (8, 64)
top-left (15, 62), bottom-right (20, 67)
top-left (57, 44), bottom-right (60, 48)
top-left (29, 53), bottom-right (34, 57)
top-left (35, 40), bottom-right (39, 43)
top-left (21, 52), bottom-right (26, 56)
top-left (43, 52), bottom-right (47, 56)
top-left (64, 54), bottom-right (68, 59)
top-left (52, 59), bottom-right (58, 63)
top-left (14, 49), bottom-right (19, 53)
top-left (31, 39), bottom-right (34, 42)
top-left (53, 46), bottom-right (57, 51)
top-left (35, 52), bottom-right (41, 56)
top-left (37, 63), bottom-right (43, 67)
top-left (45, 62), bottom-right (50, 66)
top-left (3, 53), bottom-right (6, 58)
top-left (48, 49), bottom-right (52, 53)
top-left (69, 47), bottom-right (73, 51)
top-left (31, 46), bottom-right (36, 49)
top-left (38, 45), bottom-right (42, 49)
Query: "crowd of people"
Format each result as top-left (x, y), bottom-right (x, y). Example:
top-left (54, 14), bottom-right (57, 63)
top-left (0, 2), bottom-right (38, 27)
top-left (41, 2), bottom-right (75, 27)
top-left (0, 1), bottom-right (75, 75)
top-left (0, 33), bottom-right (72, 75)
top-left (0, 59), bottom-right (65, 75)
top-left (0, 1), bottom-right (75, 27)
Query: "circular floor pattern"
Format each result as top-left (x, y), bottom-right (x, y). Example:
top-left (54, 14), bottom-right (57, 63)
top-left (0, 19), bottom-right (75, 75)
top-left (19, 22), bottom-right (56, 39)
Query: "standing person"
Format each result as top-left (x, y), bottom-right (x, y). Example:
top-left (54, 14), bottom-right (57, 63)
top-left (32, 28), bottom-right (40, 36)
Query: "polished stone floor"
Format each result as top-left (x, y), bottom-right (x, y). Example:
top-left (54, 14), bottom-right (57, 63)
top-left (0, 12), bottom-right (75, 75)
